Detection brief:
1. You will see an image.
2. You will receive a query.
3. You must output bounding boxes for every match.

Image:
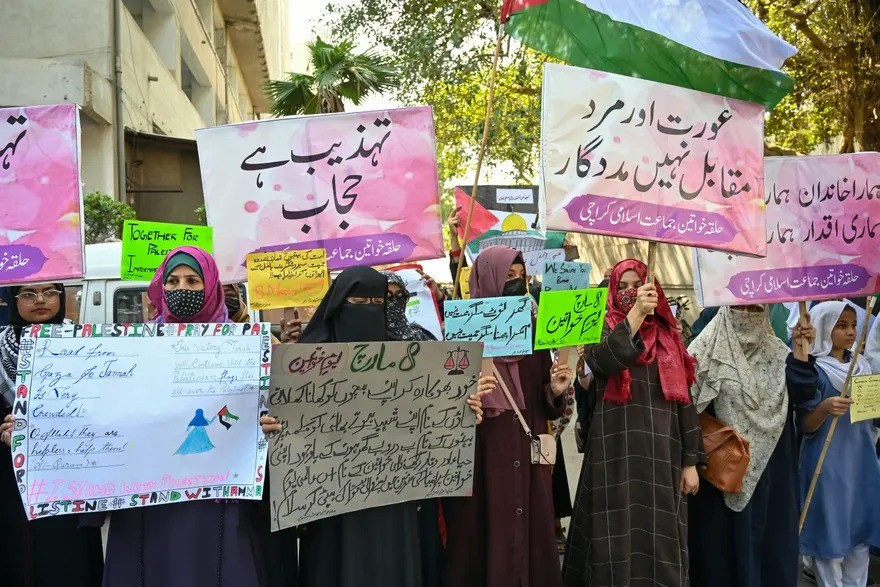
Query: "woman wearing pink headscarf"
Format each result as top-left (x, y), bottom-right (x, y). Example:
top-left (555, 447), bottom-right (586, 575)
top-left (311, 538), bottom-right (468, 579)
top-left (97, 247), bottom-right (270, 587)
top-left (442, 246), bottom-right (573, 587)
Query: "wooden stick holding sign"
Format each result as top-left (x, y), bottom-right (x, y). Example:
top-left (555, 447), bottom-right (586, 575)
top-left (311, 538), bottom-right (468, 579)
top-left (799, 294), bottom-right (877, 534)
top-left (797, 301), bottom-right (811, 357)
top-left (453, 25), bottom-right (505, 299)
top-left (646, 242), bottom-right (658, 315)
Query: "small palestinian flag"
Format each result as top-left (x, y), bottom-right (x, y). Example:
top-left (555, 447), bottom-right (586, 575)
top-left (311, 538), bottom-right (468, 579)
top-left (217, 406), bottom-right (240, 430)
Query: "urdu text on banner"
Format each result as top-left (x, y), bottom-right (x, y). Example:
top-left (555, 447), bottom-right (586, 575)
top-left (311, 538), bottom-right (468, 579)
top-left (0, 104), bottom-right (85, 285)
top-left (267, 341), bottom-right (481, 530)
top-left (11, 322), bottom-right (271, 519)
top-left (196, 107), bottom-right (445, 282)
top-left (541, 63), bottom-right (767, 255)
top-left (695, 154), bottom-right (880, 305)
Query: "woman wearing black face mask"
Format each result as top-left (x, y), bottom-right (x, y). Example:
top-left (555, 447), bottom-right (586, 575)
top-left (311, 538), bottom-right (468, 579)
top-left (443, 246), bottom-right (573, 587)
top-left (263, 266), bottom-right (491, 587)
top-left (94, 247), bottom-right (270, 587)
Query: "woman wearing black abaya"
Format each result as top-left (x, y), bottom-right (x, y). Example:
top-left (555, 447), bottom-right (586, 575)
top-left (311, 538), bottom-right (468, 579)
top-left (0, 284), bottom-right (103, 587)
top-left (262, 266), bottom-right (490, 587)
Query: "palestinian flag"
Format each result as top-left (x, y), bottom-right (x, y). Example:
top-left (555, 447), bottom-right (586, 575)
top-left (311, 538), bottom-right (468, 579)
top-left (502, 0), bottom-right (796, 109)
top-left (217, 406), bottom-right (239, 430)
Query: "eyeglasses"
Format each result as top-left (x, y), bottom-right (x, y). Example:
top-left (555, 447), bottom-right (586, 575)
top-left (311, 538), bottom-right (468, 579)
top-left (15, 290), bottom-right (63, 304)
top-left (345, 297), bottom-right (385, 305)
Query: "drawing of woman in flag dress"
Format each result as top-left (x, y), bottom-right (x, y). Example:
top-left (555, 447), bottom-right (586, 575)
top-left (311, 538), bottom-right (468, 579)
top-left (174, 408), bottom-right (216, 455)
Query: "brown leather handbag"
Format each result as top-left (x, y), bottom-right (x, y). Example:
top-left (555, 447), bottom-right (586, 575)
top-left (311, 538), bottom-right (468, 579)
top-left (698, 411), bottom-right (751, 493)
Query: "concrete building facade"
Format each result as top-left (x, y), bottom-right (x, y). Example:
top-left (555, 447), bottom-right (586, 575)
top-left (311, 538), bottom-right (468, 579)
top-left (0, 0), bottom-right (289, 224)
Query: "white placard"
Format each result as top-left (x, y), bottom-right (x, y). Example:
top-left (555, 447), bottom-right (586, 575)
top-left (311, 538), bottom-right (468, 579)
top-left (394, 268), bottom-right (444, 340)
top-left (523, 248), bottom-right (566, 275)
top-left (496, 188), bottom-right (535, 205)
top-left (10, 322), bottom-right (271, 519)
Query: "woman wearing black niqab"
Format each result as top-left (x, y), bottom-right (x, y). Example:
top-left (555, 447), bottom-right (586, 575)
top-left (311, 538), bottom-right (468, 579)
top-left (301, 266), bottom-right (387, 344)
top-left (267, 266), bottom-right (489, 587)
top-left (297, 267), bottom-right (419, 585)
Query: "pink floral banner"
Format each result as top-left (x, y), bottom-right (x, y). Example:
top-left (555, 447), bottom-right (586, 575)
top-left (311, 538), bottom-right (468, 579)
top-left (196, 107), bottom-right (444, 282)
top-left (541, 63), bottom-right (766, 255)
top-left (695, 154), bottom-right (880, 305)
top-left (0, 104), bottom-right (84, 285)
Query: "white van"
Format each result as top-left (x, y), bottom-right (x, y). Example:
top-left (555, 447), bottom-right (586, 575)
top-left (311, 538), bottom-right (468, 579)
top-left (75, 242), bottom-right (263, 325)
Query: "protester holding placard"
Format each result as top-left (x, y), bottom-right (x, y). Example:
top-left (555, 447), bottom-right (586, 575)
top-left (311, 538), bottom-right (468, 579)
top-left (686, 306), bottom-right (818, 587)
top-left (562, 259), bottom-right (700, 587)
top-left (98, 247), bottom-right (268, 587)
top-left (267, 265), bottom-right (490, 587)
top-left (383, 271), bottom-right (436, 342)
top-left (0, 284), bottom-right (104, 586)
top-left (798, 302), bottom-right (880, 587)
top-left (443, 245), bottom-right (573, 587)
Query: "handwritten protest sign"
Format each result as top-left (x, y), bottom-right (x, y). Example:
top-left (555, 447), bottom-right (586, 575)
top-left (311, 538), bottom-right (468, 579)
top-left (267, 341), bottom-right (481, 530)
top-left (542, 63), bottom-right (766, 255)
top-left (454, 185), bottom-right (566, 256)
top-left (10, 322), bottom-right (271, 519)
top-left (247, 249), bottom-right (329, 309)
top-left (695, 154), bottom-right (880, 305)
top-left (535, 289), bottom-right (608, 349)
top-left (443, 296), bottom-right (532, 357)
top-left (523, 249), bottom-right (565, 276)
top-left (459, 267), bottom-right (472, 299)
top-left (0, 104), bottom-right (84, 285)
top-left (543, 261), bottom-right (592, 292)
top-left (391, 267), bottom-right (443, 340)
top-left (196, 107), bottom-right (444, 282)
top-left (121, 220), bottom-right (213, 281)
top-left (850, 374), bottom-right (880, 423)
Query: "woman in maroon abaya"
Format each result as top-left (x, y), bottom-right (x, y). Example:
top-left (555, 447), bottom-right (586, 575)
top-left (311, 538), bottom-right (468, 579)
top-left (442, 245), bottom-right (572, 587)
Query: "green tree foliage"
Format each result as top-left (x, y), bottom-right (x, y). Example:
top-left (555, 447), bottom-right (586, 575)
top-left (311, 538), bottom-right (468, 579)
top-left (326, 1), bottom-right (541, 183)
top-left (328, 0), bottom-right (879, 170)
top-left (82, 191), bottom-right (136, 244)
top-left (748, 0), bottom-right (880, 154)
top-left (266, 37), bottom-right (399, 116)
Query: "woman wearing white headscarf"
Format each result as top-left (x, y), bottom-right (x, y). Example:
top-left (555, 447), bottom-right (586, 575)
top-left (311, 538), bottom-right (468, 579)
top-left (798, 301), bottom-right (880, 587)
top-left (687, 305), bottom-right (818, 587)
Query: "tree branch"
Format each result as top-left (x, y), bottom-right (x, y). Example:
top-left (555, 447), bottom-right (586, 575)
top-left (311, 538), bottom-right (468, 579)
top-left (785, 3), bottom-right (832, 53)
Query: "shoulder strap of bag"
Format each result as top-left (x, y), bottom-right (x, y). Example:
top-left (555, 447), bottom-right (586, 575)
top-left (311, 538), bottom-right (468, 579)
top-left (492, 365), bottom-right (533, 439)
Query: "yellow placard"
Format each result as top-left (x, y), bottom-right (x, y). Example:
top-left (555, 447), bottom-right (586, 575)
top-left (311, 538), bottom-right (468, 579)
top-left (459, 266), bottom-right (472, 299)
top-left (850, 374), bottom-right (880, 423)
top-left (246, 249), bottom-right (329, 309)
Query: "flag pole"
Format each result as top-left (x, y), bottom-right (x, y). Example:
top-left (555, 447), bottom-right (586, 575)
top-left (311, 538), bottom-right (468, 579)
top-left (799, 295), bottom-right (877, 534)
top-left (453, 19), bottom-right (505, 299)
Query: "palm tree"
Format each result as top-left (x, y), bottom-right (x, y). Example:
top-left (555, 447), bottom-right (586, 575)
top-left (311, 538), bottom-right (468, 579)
top-left (266, 37), bottom-right (398, 116)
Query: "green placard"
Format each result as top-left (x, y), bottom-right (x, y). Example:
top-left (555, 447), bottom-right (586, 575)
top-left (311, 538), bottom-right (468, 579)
top-left (534, 288), bottom-right (608, 350)
top-left (121, 220), bottom-right (214, 281)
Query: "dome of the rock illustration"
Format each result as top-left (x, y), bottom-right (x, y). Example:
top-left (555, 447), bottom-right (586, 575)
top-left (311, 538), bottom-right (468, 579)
top-left (501, 213), bottom-right (528, 232)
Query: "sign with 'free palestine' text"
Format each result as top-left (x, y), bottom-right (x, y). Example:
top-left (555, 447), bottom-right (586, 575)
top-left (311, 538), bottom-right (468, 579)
top-left (10, 322), bottom-right (270, 520)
